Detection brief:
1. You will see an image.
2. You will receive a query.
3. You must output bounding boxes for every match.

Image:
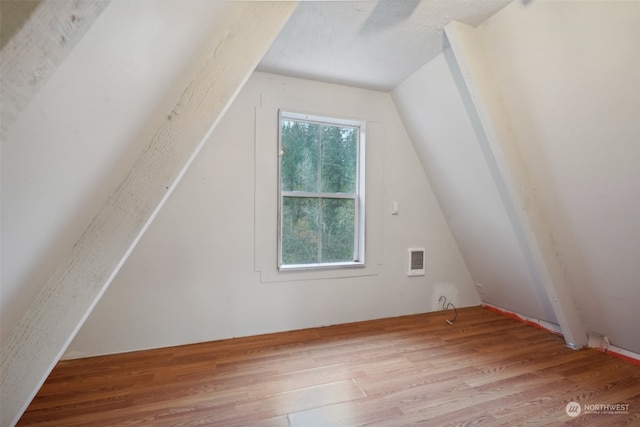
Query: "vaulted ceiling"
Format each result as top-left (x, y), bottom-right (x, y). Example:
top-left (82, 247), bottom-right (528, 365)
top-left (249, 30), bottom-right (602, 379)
top-left (3, 1), bottom-right (639, 425)
top-left (0, 0), bottom-right (511, 139)
top-left (257, 0), bottom-right (511, 91)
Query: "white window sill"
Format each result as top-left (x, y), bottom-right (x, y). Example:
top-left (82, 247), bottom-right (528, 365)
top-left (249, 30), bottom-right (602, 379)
top-left (278, 261), bottom-right (366, 272)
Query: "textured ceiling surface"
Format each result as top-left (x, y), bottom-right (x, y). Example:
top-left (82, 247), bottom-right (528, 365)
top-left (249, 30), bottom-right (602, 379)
top-left (257, 0), bottom-right (512, 91)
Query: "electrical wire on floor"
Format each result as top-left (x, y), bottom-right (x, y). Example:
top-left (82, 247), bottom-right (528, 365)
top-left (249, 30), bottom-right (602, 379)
top-left (439, 296), bottom-right (457, 325)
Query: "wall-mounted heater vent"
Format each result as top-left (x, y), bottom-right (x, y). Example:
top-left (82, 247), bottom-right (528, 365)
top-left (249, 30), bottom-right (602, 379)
top-left (407, 248), bottom-right (425, 276)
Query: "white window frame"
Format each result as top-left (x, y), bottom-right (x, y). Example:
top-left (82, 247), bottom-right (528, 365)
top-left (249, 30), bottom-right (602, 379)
top-left (278, 110), bottom-right (366, 270)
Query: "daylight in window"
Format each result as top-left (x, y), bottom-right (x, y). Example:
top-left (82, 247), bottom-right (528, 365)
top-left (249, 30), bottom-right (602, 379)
top-left (278, 111), bottom-right (365, 269)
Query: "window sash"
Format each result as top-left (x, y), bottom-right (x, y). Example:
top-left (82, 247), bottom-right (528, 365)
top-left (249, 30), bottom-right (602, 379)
top-left (281, 195), bottom-right (359, 265)
top-left (278, 111), bottom-right (365, 270)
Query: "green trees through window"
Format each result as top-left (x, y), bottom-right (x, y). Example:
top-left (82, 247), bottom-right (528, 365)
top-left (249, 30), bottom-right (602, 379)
top-left (279, 112), bottom-right (364, 267)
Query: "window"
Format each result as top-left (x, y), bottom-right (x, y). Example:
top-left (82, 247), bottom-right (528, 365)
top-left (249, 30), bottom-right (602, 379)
top-left (278, 111), bottom-right (365, 269)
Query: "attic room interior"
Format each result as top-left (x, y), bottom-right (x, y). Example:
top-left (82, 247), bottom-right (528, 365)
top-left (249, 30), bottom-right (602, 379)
top-left (1, 0), bottom-right (639, 425)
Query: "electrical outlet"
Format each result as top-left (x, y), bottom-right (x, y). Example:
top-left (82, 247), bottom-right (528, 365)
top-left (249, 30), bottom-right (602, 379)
top-left (475, 282), bottom-right (485, 295)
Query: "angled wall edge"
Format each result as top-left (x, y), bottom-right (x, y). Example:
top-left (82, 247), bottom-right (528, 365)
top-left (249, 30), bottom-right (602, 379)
top-left (443, 20), bottom-right (587, 350)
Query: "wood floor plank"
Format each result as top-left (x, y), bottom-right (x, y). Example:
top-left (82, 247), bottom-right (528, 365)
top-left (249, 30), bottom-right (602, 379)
top-left (18, 306), bottom-right (640, 426)
top-left (288, 400), bottom-right (404, 427)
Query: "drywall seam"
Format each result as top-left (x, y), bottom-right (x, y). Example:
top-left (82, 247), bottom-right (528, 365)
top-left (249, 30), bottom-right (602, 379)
top-left (443, 21), bottom-right (587, 350)
top-left (0, 3), bottom-right (298, 425)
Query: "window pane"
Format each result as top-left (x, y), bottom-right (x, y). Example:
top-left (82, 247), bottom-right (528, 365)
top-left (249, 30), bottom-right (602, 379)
top-left (281, 120), bottom-right (319, 192)
top-left (279, 112), bottom-right (364, 269)
top-left (320, 125), bottom-right (357, 193)
top-left (282, 197), bottom-right (319, 264)
top-left (321, 198), bottom-right (355, 262)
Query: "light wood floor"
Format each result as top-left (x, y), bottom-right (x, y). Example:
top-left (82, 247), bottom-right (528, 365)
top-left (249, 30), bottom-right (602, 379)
top-left (18, 306), bottom-right (640, 426)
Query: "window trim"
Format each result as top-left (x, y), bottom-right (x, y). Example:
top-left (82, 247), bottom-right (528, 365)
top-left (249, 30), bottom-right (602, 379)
top-left (277, 110), bottom-right (366, 270)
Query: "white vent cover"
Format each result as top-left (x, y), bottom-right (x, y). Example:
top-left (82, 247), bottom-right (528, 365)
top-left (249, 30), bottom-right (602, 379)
top-left (407, 248), bottom-right (425, 276)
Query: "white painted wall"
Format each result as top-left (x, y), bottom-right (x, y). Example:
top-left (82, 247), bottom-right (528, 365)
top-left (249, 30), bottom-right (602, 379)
top-left (64, 72), bottom-right (479, 358)
top-left (477, 0), bottom-right (640, 354)
top-left (392, 53), bottom-right (558, 324)
top-left (0, 0), bottom-right (277, 344)
top-left (393, 1), bottom-right (640, 354)
top-left (3, 2), bottom-right (297, 422)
